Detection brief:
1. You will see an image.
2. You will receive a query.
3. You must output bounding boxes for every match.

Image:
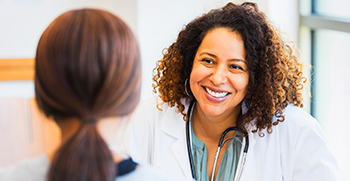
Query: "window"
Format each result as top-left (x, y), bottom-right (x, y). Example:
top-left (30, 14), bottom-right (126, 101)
top-left (300, 0), bottom-right (350, 176)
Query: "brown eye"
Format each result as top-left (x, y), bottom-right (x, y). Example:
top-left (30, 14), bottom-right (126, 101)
top-left (230, 64), bottom-right (243, 70)
top-left (201, 59), bottom-right (213, 64)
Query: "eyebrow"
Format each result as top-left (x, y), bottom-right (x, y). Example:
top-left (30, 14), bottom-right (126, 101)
top-left (199, 52), bottom-right (246, 64)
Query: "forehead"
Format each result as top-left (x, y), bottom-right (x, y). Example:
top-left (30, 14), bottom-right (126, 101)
top-left (197, 27), bottom-right (246, 59)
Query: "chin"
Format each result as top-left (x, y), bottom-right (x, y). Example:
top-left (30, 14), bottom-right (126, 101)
top-left (200, 104), bottom-right (225, 117)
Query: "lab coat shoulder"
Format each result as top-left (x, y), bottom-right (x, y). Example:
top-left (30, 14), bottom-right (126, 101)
top-left (115, 98), bottom-right (161, 158)
top-left (268, 105), bottom-right (346, 181)
top-left (125, 96), bottom-right (160, 165)
top-left (276, 104), bottom-right (320, 132)
top-left (125, 96), bottom-right (186, 165)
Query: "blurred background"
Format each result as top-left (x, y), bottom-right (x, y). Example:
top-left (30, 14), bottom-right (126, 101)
top-left (0, 0), bottom-right (349, 178)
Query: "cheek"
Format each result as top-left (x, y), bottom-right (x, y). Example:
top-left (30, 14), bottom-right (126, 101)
top-left (189, 65), bottom-right (199, 91)
top-left (230, 75), bottom-right (249, 92)
top-left (189, 71), bottom-right (200, 83)
top-left (189, 66), bottom-right (211, 95)
top-left (189, 70), bottom-right (201, 91)
top-left (189, 64), bottom-right (208, 82)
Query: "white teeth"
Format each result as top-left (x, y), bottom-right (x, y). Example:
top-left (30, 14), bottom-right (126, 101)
top-left (205, 87), bottom-right (228, 98)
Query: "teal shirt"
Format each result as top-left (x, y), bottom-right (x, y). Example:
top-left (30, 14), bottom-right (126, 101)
top-left (191, 121), bottom-right (242, 181)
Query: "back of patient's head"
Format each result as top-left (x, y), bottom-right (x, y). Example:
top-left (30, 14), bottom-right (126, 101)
top-left (35, 9), bottom-right (141, 181)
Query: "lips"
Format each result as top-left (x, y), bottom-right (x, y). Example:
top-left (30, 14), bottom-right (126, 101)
top-left (205, 87), bottom-right (229, 98)
top-left (202, 86), bottom-right (231, 104)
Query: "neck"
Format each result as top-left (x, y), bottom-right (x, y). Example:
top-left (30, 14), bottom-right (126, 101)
top-left (48, 117), bottom-right (124, 163)
top-left (192, 103), bottom-right (241, 143)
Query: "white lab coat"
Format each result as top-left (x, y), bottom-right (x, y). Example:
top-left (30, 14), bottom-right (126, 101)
top-left (119, 96), bottom-right (347, 181)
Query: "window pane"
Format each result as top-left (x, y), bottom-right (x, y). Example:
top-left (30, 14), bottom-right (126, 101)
top-left (313, 29), bottom-right (350, 175)
top-left (315, 0), bottom-right (350, 19)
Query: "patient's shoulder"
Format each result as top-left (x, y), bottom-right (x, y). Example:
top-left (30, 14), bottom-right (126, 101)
top-left (0, 154), bottom-right (49, 181)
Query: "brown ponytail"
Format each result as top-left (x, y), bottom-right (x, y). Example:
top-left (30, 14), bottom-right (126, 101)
top-left (48, 123), bottom-right (115, 181)
top-left (35, 9), bottom-right (141, 181)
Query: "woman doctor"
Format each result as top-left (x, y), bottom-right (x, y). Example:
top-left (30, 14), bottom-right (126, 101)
top-left (122, 2), bottom-right (347, 181)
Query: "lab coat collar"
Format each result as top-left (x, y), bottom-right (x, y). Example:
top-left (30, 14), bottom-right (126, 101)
top-left (240, 101), bottom-right (257, 179)
top-left (160, 99), bottom-right (192, 179)
top-left (242, 100), bottom-right (257, 157)
top-left (239, 101), bottom-right (257, 179)
top-left (170, 128), bottom-right (193, 179)
top-left (159, 98), bottom-right (189, 138)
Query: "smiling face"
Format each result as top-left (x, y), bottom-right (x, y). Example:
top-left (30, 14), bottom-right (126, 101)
top-left (189, 27), bottom-right (249, 120)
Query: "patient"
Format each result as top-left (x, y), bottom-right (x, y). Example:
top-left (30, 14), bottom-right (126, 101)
top-left (0, 9), bottom-right (189, 181)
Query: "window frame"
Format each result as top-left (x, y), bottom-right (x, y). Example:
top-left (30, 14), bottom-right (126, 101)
top-left (300, 0), bottom-right (350, 115)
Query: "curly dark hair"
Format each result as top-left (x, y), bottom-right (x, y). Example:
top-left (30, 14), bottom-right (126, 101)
top-left (152, 2), bottom-right (305, 137)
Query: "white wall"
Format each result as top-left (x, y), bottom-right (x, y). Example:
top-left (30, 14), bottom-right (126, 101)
top-left (267, 0), bottom-right (299, 45)
top-left (0, 0), bottom-right (137, 98)
top-left (0, 0), bottom-right (137, 59)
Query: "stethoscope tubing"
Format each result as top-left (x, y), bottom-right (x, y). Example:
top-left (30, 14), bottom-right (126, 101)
top-left (186, 101), bottom-right (196, 178)
top-left (186, 100), bottom-right (249, 181)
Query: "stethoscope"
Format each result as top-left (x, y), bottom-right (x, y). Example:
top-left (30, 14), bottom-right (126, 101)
top-left (186, 101), bottom-right (249, 181)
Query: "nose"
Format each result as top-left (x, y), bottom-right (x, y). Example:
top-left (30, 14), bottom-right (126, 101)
top-left (210, 66), bottom-right (227, 85)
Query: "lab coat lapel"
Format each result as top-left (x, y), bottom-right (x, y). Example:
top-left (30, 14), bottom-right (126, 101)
top-left (239, 121), bottom-right (257, 180)
top-left (160, 103), bottom-right (192, 179)
top-left (170, 129), bottom-right (192, 179)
